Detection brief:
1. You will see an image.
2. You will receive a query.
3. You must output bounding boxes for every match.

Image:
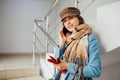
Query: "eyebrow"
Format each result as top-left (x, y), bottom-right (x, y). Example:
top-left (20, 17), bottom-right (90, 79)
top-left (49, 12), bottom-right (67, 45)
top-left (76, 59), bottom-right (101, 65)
top-left (62, 16), bottom-right (75, 22)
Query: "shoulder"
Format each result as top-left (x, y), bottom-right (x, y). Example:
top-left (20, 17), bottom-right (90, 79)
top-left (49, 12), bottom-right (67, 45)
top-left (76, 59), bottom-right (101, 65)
top-left (88, 34), bottom-right (98, 43)
top-left (88, 34), bottom-right (99, 50)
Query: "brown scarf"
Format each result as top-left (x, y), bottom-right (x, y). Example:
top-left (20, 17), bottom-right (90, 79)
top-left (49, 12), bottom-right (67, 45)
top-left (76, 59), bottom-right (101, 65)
top-left (63, 24), bottom-right (93, 65)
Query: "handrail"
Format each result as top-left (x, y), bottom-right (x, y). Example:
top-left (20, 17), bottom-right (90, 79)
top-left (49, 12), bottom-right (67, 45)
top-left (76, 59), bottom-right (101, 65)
top-left (32, 0), bottom-right (61, 67)
top-left (36, 0), bottom-right (61, 22)
top-left (34, 19), bottom-right (58, 49)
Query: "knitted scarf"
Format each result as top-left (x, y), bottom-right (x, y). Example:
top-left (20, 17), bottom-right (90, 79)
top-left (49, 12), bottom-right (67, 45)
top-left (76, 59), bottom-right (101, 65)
top-left (63, 24), bottom-right (93, 65)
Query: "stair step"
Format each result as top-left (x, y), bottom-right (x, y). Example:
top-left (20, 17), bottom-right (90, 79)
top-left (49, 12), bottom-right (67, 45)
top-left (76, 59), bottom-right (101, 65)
top-left (0, 55), bottom-right (40, 80)
top-left (7, 76), bottom-right (45, 80)
top-left (0, 66), bottom-right (40, 80)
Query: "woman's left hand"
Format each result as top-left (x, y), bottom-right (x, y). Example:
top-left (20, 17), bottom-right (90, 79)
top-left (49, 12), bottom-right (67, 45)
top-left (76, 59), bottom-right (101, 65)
top-left (54, 60), bottom-right (69, 70)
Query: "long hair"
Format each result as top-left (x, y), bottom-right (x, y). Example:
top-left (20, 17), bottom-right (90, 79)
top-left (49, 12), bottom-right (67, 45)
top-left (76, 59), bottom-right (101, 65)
top-left (76, 15), bottom-right (85, 25)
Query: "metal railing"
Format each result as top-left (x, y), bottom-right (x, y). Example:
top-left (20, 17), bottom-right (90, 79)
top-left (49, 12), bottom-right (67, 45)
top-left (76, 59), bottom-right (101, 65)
top-left (34, 19), bottom-right (58, 49)
top-left (32, 0), bottom-right (61, 67)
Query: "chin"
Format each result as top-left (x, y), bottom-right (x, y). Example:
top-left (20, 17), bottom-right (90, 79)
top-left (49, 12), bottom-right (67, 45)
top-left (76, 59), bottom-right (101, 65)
top-left (68, 30), bottom-right (73, 33)
top-left (69, 29), bottom-right (74, 32)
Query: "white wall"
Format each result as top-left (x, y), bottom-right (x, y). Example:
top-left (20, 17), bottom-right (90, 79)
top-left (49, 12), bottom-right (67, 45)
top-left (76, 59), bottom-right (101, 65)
top-left (77, 0), bottom-right (120, 54)
top-left (95, 1), bottom-right (120, 53)
top-left (0, 0), bottom-right (55, 52)
top-left (79, 0), bottom-right (119, 22)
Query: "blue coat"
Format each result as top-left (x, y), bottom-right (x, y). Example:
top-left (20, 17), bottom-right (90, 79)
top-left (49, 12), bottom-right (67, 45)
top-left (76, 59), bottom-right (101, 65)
top-left (54, 34), bottom-right (101, 80)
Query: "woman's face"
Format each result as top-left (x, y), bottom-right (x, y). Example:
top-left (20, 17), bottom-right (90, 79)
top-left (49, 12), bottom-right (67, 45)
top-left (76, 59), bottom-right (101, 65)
top-left (63, 16), bottom-right (79, 32)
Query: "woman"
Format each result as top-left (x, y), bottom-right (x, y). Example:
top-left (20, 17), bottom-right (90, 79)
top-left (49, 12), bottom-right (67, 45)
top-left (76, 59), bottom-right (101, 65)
top-left (49, 7), bottom-right (101, 80)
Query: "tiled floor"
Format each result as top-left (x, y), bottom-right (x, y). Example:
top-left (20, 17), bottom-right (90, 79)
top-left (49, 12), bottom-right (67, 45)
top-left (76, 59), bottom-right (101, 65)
top-left (0, 54), bottom-right (45, 80)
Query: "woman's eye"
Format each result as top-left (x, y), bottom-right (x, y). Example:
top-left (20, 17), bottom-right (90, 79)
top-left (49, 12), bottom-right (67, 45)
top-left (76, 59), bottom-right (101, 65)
top-left (63, 20), bottom-right (66, 23)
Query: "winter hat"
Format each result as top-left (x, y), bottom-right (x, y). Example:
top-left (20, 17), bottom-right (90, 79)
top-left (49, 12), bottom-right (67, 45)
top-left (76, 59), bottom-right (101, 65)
top-left (59, 7), bottom-right (80, 21)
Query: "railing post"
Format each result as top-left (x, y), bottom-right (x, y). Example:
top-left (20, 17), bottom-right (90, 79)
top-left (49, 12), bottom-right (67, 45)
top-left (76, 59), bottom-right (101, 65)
top-left (75, 0), bottom-right (79, 8)
top-left (46, 16), bottom-right (49, 53)
top-left (53, 47), bottom-right (57, 78)
top-left (32, 23), bottom-right (37, 67)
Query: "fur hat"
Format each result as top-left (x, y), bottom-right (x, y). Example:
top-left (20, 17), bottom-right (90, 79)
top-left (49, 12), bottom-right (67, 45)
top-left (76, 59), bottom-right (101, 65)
top-left (59, 7), bottom-right (80, 21)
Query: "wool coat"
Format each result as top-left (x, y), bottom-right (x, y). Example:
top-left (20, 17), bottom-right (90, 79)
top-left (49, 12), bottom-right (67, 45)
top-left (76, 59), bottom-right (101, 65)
top-left (54, 34), bottom-right (101, 80)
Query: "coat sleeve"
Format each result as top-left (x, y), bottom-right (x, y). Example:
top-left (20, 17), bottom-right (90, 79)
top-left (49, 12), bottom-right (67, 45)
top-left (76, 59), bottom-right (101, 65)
top-left (66, 34), bottom-right (101, 78)
top-left (54, 45), bottom-right (68, 80)
top-left (54, 45), bottom-right (68, 59)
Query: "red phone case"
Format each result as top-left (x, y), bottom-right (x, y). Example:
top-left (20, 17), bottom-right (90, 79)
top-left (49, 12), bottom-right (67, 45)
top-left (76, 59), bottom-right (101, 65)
top-left (47, 56), bottom-right (66, 74)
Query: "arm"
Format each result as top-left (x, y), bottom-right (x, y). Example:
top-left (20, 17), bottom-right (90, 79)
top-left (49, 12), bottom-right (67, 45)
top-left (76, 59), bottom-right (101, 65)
top-left (54, 45), bottom-right (68, 80)
top-left (66, 34), bottom-right (101, 78)
top-left (54, 45), bottom-right (68, 59)
top-left (82, 34), bottom-right (101, 77)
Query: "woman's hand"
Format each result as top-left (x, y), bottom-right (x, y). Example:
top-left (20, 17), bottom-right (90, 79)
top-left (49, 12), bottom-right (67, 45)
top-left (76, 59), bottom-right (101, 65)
top-left (47, 56), bottom-right (68, 74)
top-left (59, 27), bottom-right (67, 47)
top-left (54, 60), bottom-right (69, 70)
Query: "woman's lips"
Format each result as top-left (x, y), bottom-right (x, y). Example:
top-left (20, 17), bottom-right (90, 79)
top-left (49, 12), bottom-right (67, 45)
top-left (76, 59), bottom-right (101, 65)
top-left (67, 25), bottom-right (73, 28)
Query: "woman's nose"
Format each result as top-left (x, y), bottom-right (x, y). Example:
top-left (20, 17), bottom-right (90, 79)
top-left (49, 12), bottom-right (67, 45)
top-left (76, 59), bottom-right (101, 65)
top-left (66, 20), bottom-right (71, 25)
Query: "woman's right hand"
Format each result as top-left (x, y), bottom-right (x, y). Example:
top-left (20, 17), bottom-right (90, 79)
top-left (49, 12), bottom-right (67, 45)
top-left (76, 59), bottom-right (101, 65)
top-left (59, 27), bottom-right (67, 47)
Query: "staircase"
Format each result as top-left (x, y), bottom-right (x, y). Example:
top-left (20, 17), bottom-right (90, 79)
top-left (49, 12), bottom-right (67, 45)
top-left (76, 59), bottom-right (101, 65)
top-left (0, 54), bottom-right (44, 80)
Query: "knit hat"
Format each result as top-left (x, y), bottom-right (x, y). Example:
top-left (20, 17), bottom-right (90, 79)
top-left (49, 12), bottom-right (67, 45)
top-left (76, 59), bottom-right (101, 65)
top-left (59, 7), bottom-right (80, 21)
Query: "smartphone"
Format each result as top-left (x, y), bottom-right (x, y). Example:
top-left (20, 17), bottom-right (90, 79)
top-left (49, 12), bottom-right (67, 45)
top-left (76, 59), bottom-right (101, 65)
top-left (63, 26), bottom-right (70, 36)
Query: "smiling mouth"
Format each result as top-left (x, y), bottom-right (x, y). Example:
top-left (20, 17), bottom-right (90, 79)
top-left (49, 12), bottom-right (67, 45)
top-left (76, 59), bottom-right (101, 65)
top-left (68, 25), bottom-right (73, 28)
